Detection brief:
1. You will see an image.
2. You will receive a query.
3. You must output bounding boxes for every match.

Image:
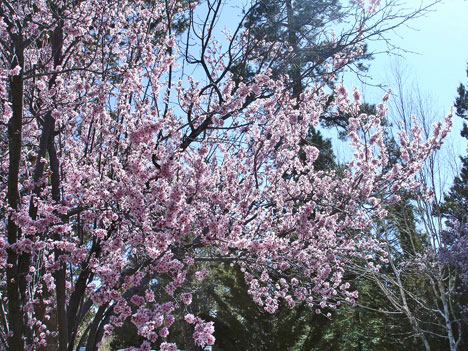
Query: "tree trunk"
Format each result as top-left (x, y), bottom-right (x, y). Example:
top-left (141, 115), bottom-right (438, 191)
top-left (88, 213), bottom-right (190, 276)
top-left (286, 0), bottom-right (303, 100)
top-left (6, 32), bottom-right (25, 351)
top-left (438, 277), bottom-right (458, 351)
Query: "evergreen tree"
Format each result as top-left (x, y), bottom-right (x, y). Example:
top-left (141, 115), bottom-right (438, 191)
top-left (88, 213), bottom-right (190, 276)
top-left (455, 62), bottom-right (468, 138)
top-left (202, 265), bottom-right (319, 351)
top-left (240, 0), bottom-right (347, 94)
top-left (436, 62), bottom-right (468, 349)
top-left (442, 62), bottom-right (468, 222)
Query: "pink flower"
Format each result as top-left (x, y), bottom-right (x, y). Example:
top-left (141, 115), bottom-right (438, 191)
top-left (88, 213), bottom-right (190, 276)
top-left (145, 290), bottom-right (154, 302)
top-left (180, 292), bottom-right (192, 305)
top-left (93, 229), bottom-right (107, 239)
top-left (193, 320), bottom-right (216, 347)
top-left (160, 342), bottom-right (178, 351)
top-left (184, 314), bottom-right (195, 324)
top-left (159, 327), bottom-right (169, 338)
top-left (260, 271), bottom-right (269, 282)
top-left (140, 341), bottom-right (151, 351)
top-left (165, 314), bottom-right (175, 327)
top-left (195, 269), bottom-right (208, 281)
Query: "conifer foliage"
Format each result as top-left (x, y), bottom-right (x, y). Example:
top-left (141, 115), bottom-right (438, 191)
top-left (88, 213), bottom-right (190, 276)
top-left (440, 62), bottom-right (468, 295)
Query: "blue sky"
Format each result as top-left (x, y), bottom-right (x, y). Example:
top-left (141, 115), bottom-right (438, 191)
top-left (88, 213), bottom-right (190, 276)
top-left (405, 0), bottom-right (468, 108)
top-left (194, 0), bottom-right (468, 179)
top-left (345, 0), bottom-right (468, 182)
top-left (199, 0), bottom-right (468, 113)
top-left (356, 0), bottom-right (468, 111)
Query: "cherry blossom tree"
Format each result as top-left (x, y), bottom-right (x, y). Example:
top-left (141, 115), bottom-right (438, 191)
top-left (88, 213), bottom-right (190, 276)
top-left (0, 0), bottom-right (451, 350)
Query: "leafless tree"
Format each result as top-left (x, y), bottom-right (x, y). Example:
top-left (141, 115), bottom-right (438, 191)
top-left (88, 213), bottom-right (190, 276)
top-left (351, 66), bottom-right (466, 351)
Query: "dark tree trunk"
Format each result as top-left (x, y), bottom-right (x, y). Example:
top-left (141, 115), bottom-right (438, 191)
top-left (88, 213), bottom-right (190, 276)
top-left (6, 32), bottom-right (25, 351)
top-left (286, 0), bottom-right (303, 100)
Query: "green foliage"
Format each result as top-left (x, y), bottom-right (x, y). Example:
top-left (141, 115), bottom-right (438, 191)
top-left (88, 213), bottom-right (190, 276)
top-left (234, 0), bottom-right (370, 94)
top-left (455, 62), bottom-right (468, 138)
top-left (201, 264), bottom-right (320, 351)
top-left (442, 61), bottom-right (468, 222)
top-left (302, 127), bottom-right (336, 171)
top-left (440, 158), bottom-right (468, 223)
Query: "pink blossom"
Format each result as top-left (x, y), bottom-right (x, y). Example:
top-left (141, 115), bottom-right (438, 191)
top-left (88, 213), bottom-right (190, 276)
top-left (159, 327), bottom-right (169, 338)
top-left (140, 341), bottom-right (151, 351)
top-left (180, 293), bottom-right (192, 305)
top-left (165, 315), bottom-right (175, 327)
top-left (160, 342), bottom-right (178, 351)
top-left (0, 0), bottom-right (452, 349)
top-left (185, 314), bottom-right (196, 324)
top-left (195, 269), bottom-right (209, 281)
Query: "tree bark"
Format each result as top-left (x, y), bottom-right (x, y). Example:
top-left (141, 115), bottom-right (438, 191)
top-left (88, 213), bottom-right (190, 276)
top-left (6, 32), bottom-right (25, 351)
top-left (286, 0), bottom-right (303, 101)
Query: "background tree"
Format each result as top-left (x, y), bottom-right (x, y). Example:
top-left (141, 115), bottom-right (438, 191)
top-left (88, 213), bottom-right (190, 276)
top-left (455, 62), bottom-right (468, 137)
top-left (438, 60), bottom-right (468, 326)
top-left (195, 127), bottom-right (337, 351)
top-left (348, 73), bottom-right (466, 351)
